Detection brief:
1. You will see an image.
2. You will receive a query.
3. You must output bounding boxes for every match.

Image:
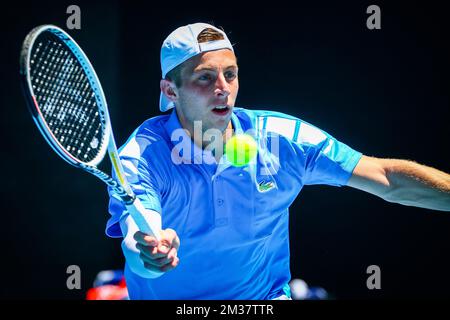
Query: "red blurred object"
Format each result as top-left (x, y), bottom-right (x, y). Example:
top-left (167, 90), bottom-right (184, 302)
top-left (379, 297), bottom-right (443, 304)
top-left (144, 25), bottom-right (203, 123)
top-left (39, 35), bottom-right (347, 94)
top-left (86, 274), bottom-right (129, 300)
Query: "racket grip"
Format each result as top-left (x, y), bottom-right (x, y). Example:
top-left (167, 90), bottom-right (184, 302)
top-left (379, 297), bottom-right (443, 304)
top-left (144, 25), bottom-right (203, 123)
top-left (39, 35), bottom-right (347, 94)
top-left (125, 198), bottom-right (162, 240)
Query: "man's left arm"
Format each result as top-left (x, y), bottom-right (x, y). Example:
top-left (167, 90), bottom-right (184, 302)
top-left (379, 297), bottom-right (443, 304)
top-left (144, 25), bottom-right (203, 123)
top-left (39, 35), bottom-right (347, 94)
top-left (347, 155), bottom-right (450, 211)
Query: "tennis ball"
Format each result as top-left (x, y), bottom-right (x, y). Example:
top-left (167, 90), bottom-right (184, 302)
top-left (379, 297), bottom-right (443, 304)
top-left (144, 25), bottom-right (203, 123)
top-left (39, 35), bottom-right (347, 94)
top-left (225, 134), bottom-right (258, 167)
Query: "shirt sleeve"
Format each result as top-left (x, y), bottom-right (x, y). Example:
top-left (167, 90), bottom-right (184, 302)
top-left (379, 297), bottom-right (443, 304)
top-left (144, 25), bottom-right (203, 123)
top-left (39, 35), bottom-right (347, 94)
top-left (297, 122), bottom-right (362, 186)
top-left (105, 135), bottom-right (163, 238)
top-left (297, 121), bottom-right (363, 186)
top-left (257, 111), bottom-right (362, 187)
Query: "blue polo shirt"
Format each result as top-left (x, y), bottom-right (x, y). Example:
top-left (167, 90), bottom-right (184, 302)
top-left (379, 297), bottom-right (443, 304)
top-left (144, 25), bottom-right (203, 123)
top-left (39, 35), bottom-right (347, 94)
top-left (106, 107), bottom-right (362, 300)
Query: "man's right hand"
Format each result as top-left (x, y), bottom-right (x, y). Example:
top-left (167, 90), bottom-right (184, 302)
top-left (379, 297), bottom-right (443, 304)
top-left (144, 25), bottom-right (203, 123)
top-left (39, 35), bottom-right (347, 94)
top-left (133, 228), bottom-right (180, 274)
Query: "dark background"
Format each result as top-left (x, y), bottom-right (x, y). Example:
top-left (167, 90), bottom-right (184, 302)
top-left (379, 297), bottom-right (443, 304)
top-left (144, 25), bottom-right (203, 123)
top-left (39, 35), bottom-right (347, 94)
top-left (1, 0), bottom-right (449, 299)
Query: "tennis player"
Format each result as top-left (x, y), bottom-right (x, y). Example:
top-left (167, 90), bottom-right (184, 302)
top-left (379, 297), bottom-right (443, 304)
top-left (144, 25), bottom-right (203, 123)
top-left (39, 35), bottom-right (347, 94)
top-left (106, 23), bottom-right (450, 299)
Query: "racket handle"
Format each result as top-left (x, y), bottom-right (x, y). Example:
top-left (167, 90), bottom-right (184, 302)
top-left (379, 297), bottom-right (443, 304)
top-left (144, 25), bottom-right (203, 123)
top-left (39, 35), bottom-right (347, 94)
top-left (125, 198), bottom-right (162, 240)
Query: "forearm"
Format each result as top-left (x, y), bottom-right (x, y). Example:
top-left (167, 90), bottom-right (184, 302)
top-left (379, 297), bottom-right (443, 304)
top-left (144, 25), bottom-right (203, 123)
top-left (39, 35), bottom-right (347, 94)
top-left (382, 159), bottom-right (450, 211)
top-left (120, 214), bottom-right (164, 279)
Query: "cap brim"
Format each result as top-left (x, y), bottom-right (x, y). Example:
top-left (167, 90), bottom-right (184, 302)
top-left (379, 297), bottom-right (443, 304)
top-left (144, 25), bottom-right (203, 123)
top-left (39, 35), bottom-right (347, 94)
top-left (159, 92), bottom-right (174, 112)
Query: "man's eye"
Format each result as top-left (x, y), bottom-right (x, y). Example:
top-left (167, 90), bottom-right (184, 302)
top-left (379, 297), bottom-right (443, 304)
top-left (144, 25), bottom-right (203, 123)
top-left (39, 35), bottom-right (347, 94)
top-left (225, 72), bottom-right (236, 79)
top-left (199, 74), bottom-right (212, 81)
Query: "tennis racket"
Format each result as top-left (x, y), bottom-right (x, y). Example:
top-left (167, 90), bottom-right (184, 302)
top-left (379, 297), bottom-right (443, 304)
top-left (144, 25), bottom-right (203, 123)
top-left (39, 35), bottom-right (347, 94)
top-left (20, 25), bottom-right (161, 239)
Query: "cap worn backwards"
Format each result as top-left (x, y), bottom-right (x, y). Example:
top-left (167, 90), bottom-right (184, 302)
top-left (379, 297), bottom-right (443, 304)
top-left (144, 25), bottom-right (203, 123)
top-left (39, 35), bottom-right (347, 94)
top-left (159, 23), bottom-right (234, 112)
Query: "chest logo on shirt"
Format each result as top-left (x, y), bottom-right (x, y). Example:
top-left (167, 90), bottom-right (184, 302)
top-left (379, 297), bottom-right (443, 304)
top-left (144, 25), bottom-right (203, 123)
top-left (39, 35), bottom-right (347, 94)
top-left (257, 180), bottom-right (275, 193)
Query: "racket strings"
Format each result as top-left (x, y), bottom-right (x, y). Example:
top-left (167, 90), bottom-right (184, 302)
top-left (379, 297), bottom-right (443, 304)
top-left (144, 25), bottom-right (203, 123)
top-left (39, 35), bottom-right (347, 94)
top-left (38, 38), bottom-right (100, 155)
top-left (29, 32), bottom-right (104, 163)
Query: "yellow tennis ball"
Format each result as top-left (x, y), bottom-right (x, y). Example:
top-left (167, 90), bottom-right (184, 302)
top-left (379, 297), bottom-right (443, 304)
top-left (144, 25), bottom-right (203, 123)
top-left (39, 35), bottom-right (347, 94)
top-left (225, 134), bottom-right (258, 167)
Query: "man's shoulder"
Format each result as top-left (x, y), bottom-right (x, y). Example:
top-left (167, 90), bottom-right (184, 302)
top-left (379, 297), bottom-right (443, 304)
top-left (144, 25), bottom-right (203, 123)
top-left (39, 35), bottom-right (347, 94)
top-left (235, 107), bottom-right (333, 147)
top-left (136, 114), bottom-right (171, 137)
top-left (234, 107), bottom-right (303, 141)
top-left (234, 107), bottom-right (299, 121)
top-left (118, 114), bottom-right (171, 159)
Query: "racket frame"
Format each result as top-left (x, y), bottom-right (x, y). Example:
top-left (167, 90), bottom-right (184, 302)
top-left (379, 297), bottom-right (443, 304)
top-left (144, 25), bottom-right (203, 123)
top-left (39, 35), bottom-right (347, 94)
top-left (20, 25), bottom-right (161, 237)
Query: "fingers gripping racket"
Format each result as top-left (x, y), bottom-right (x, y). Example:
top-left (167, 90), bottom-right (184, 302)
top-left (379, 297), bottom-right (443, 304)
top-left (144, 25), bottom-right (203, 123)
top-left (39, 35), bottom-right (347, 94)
top-left (20, 25), bottom-right (161, 239)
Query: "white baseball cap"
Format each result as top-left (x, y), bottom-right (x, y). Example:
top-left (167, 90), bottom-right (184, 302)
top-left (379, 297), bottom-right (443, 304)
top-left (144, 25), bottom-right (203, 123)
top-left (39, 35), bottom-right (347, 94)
top-left (159, 23), bottom-right (234, 112)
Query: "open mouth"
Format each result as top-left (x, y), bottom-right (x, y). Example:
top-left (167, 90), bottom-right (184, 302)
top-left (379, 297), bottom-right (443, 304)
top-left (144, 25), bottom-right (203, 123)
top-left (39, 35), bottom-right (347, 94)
top-left (211, 106), bottom-right (230, 116)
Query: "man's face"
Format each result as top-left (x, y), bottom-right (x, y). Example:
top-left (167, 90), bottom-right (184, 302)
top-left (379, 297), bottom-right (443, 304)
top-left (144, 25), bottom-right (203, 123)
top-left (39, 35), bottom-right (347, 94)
top-left (174, 49), bottom-right (239, 134)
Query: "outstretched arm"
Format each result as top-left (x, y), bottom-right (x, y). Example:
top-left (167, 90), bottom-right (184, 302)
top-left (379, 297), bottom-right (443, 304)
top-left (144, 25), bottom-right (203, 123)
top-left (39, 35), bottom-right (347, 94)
top-left (347, 155), bottom-right (450, 211)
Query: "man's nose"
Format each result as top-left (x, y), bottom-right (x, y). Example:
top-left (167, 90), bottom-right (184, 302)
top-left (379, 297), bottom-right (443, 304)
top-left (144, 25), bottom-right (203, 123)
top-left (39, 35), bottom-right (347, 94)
top-left (214, 73), bottom-right (231, 98)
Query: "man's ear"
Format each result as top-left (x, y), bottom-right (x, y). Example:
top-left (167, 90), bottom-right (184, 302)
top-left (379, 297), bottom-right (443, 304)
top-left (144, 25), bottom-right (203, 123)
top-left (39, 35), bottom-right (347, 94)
top-left (160, 79), bottom-right (178, 103)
